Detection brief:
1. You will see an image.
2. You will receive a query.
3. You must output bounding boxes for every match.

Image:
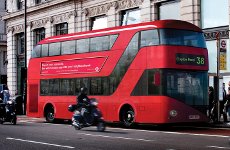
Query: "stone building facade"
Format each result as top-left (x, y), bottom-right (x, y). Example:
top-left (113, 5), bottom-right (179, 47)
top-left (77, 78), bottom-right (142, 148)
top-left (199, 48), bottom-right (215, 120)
top-left (0, 0), bottom-right (7, 85)
top-left (2, 0), bottom-right (230, 95)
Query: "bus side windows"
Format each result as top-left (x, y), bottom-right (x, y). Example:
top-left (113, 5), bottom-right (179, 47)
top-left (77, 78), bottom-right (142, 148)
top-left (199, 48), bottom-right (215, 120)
top-left (41, 44), bottom-right (49, 57)
top-left (90, 36), bottom-right (109, 52)
top-left (49, 42), bottom-right (61, 56)
top-left (110, 35), bottom-right (118, 49)
top-left (77, 39), bottom-right (89, 53)
top-left (40, 80), bottom-right (49, 95)
top-left (32, 45), bottom-right (41, 58)
top-left (49, 79), bottom-right (59, 95)
top-left (61, 40), bottom-right (76, 55)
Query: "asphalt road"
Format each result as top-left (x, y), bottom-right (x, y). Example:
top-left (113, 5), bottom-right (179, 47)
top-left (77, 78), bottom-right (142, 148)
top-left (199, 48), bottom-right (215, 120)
top-left (0, 117), bottom-right (230, 150)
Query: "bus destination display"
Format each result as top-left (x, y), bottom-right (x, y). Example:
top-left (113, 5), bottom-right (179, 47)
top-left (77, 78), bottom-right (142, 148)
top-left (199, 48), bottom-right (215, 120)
top-left (176, 53), bottom-right (205, 66)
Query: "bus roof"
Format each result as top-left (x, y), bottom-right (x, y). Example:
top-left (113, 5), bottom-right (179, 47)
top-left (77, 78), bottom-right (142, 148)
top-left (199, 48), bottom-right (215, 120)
top-left (39, 20), bottom-right (202, 45)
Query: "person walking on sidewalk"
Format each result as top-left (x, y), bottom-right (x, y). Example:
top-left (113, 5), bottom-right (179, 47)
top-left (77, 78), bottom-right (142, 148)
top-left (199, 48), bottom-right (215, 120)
top-left (209, 86), bottom-right (218, 122)
top-left (220, 83), bottom-right (228, 122)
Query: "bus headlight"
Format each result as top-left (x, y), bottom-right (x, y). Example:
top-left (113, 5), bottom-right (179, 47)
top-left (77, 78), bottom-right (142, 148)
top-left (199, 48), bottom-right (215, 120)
top-left (169, 110), bottom-right (177, 117)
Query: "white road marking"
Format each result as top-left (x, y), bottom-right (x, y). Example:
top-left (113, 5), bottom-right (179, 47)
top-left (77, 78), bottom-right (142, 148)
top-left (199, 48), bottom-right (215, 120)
top-left (108, 127), bottom-right (230, 138)
top-left (20, 120), bottom-right (230, 138)
top-left (77, 133), bottom-right (155, 142)
top-left (207, 146), bottom-right (230, 149)
top-left (6, 137), bottom-right (75, 149)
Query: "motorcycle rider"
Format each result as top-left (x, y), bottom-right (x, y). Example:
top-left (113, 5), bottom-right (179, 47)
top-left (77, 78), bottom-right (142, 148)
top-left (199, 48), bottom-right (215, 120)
top-left (73, 87), bottom-right (90, 127)
top-left (77, 87), bottom-right (90, 109)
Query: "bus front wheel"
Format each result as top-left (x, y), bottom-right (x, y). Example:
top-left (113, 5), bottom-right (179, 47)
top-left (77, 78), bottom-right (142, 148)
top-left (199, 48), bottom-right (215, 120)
top-left (120, 106), bottom-right (135, 127)
top-left (45, 105), bottom-right (55, 123)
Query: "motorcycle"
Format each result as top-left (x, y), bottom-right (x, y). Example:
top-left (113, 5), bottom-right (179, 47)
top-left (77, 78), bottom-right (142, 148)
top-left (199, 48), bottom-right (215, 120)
top-left (68, 98), bottom-right (106, 132)
top-left (0, 98), bottom-right (17, 125)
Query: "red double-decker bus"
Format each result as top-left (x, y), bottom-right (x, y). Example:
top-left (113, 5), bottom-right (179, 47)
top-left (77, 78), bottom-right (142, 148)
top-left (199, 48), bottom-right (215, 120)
top-left (27, 20), bottom-right (209, 126)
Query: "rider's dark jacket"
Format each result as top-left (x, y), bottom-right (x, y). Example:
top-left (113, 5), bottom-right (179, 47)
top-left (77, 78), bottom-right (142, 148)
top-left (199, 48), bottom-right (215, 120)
top-left (76, 93), bottom-right (90, 110)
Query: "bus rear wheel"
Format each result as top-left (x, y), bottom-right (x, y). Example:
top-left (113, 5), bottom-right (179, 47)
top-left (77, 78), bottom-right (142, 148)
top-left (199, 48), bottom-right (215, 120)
top-left (120, 107), bottom-right (135, 127)
top-left (45, 106), bottom-right (55, 123)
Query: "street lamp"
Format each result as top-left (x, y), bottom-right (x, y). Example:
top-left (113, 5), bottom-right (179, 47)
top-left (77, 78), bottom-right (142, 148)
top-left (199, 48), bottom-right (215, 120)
top-left (23, 0), bottom-right (27, 115)
top-left (216, 32), bottom-right (220, 122)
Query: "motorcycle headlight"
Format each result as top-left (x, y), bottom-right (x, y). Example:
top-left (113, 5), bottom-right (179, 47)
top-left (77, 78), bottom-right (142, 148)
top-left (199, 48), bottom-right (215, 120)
top-left (91, 101), bottom-right (98, 106)
top-left (7, 101), bottom-right (13, 104)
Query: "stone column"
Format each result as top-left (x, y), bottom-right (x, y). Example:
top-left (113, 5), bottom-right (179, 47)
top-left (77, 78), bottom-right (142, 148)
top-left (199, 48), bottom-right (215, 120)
top-left (26, 23), bottom-right (32, 65)
top-left (140, 0), bottom-right (152, 22)
top-left (7, 28), bottom-right (17, 95)
top-left (181, 0), bottom-right (201, 27)
top-left (45, 19), bottom-right (52, 38)
top-left (107, 5), bottom-right (116, 28)
top-left (68, 11), bottom-right (77, 33)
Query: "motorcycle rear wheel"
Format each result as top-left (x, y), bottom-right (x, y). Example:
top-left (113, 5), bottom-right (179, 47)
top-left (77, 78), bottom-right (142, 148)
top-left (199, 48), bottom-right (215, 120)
top-left (0, 118), bottom-right (3, 124)
top-left (11, 116), bottom-right (17, 125)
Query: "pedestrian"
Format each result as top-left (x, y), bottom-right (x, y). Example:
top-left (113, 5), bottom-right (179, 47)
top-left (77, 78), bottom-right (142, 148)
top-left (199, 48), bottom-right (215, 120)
top-left (221, 83), bottom-right (228, 122)
top-left (209, 86), bottom-right (217, 122)
top-left (1, 89), bottom-right (10, 104)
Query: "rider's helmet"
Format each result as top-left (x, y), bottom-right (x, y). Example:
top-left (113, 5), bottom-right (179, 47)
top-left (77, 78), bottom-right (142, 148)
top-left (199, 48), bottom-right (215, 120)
top-left (80, 87), bottom-right (88, 95)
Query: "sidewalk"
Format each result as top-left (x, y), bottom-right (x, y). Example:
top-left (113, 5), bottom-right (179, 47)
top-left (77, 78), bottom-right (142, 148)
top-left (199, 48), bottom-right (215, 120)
top-left (17, 115), bottom-right (46, 122)
top-left (209, 122), bottom-right (230, 128)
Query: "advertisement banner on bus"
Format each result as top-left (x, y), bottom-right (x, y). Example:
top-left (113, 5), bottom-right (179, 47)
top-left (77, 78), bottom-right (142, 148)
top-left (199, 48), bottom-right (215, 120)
top-left (41, 57), bottom-right (107, 75)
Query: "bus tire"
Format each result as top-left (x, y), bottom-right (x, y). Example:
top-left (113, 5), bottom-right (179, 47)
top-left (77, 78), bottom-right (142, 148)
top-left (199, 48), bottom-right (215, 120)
top-left (120, 106), bottom-right (135, 127)
top-left (45, 105), bottom-right (55, 123)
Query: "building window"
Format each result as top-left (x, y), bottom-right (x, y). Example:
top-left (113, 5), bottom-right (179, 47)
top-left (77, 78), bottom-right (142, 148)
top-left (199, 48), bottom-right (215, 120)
top-left (5, 0), bottom-right (7, 10)
top-left (16, 33), bottom-right (24, 55)
top-left (121, 8), bottom-right (140, 26)
top-left (17, 0), bottom-right (23, 10)
top-left (158, 0), bottom-right (180, 20)
top-left (91, 16), bottom-right (107, 30)
top-left (201, 0), bottom-right (229, 29)
top-left (56, 23), bottom-right (68, 35)
top-left (35, 0), bottom-right (41, 4)
top-left (3, 51), bottom-right (7, 65)
top-left (34, 28), bottom-right (45, 45)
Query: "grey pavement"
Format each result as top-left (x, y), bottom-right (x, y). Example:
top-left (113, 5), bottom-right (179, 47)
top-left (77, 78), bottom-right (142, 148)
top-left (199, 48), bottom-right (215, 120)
top-left (17, 115), bottom-right (230, 128)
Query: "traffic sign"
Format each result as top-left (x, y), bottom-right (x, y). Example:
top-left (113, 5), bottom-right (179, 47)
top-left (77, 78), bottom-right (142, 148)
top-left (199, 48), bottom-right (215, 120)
top-left (220, 39), bottom-right (227, 49)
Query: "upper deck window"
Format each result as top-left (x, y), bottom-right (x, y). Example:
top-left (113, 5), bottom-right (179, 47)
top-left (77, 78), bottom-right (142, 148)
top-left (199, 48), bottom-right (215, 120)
top-left (77, 38), bottom-right (89, 53)
top-left (49, 42), bottom-right (61, 56)
top-left (140, 29), bottom-right (206, 48)
top-left (31, 34), bottom-right (118, 58)
top-left (32, 45), bottom-right (41, 58)
top-left (159, 29), bottom-right (207, 48)
top-left (61, 40), bottom-right (75, 55)
top-left (90, 36), bottom-right (109, 52)
top-left (141, 30), bottom-right (159, 47)
top-left (41, 44), bottom-right (49, 57)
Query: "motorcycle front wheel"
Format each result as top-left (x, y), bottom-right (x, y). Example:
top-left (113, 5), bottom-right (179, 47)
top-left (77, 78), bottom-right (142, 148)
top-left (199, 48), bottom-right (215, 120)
top-left (73, 120), bottom-right (81, 130)
top-left (97, 121), bottom-right (106, 132)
